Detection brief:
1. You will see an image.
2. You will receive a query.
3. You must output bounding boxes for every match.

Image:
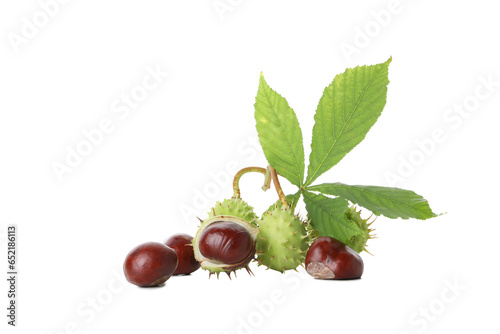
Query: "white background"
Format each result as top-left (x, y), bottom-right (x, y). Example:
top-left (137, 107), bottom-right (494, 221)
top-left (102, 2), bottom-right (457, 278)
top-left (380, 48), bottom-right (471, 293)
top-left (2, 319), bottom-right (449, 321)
top-left (1, 1), bottom-right (499, 333)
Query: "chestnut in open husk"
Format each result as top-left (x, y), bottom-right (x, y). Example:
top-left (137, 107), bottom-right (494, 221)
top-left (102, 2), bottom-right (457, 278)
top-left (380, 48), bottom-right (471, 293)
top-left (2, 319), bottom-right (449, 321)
top-left (192, 215), bottom-right (259, 277)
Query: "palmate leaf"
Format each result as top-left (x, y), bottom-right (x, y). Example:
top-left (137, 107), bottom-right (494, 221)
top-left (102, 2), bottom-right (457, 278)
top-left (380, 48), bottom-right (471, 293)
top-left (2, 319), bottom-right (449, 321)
top-left (255, 73), bottom-right (305, 188)
top-left (309, 183), bottom-right (438, 219)
top-left (305, 58), bottom-right (392, 186)
top-left (303, 191), bottom-right (361, 244)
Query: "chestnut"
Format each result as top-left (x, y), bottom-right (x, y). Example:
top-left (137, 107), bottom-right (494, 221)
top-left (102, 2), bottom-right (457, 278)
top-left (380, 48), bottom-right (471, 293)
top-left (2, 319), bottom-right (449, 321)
top-left (193, 216), bottom-right (259, 276)
top-left (123, 242), bottom-right (178, 287)
top-left (164, 234), bottom-right (200, 275)
top-left (305, 237), bottom-right (364, 280)
top-left (198, 221), bottom-right (254, 265)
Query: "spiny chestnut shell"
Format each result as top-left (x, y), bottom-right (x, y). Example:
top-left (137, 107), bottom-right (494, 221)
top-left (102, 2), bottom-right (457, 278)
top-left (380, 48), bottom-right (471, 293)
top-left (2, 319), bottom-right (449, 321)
top-left (345, 206), bottom-right (375, 253)
top-left (164, 234), bottom-right (200, 275)
top-left (207, 198), bottom-right (258, 226)
top-left (305, 237), bottom-right (363, 280)
top-left (256, 207), bottom-right (309, 273)
top-left (124, 242), bottom-right (178, 287)
top-left (193, 215), bottom-right (259, 274)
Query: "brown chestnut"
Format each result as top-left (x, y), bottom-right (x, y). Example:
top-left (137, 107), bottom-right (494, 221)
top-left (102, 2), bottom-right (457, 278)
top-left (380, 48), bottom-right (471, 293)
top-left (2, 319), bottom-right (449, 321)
top-left (164, 234), bottom-right (200, 275)
top-left (123, 242), bottom-right (178, 287)
top-left (305, 237), bottom-right (364, 280)
top-left (198, 221), bottom-right (254, 265)
top-left (193, 216), bottom-right (259, 276)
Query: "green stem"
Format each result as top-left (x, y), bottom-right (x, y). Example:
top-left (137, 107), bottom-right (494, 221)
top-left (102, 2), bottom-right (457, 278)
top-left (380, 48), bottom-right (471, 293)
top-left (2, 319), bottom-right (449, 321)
top-left (232, 166), bottom-right (289, 209)
top-left (262, 167), bottom-right (272, 191)
top-left (232, 167), bottom-right (267, 199)
top-left (269, 166), bottom-right (289, 208)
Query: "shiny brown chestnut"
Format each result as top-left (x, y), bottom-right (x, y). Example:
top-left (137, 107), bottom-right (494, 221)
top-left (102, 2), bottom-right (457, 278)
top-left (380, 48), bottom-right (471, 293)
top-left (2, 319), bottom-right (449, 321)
top-left (164, 234), bottom-right (200, 275)
top-left (305, 237), bottom-right (364, 280)
top-left (198, 221), bottom-right (254, 264)
top-left (123, 242), bottom-right (178, 287)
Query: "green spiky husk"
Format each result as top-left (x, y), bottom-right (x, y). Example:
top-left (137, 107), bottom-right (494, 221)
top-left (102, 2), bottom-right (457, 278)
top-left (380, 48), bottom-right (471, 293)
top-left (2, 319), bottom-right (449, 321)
top-left (207, 198), bottom-right (258, 226)
top-left (192, 215), bottom-right (260, 275)
top-left (345, 206), bottom-right (375, 253)
top-left (305, 221), bottom-right (320, 243)
top-left (256, 207), bottom-right (309, 273)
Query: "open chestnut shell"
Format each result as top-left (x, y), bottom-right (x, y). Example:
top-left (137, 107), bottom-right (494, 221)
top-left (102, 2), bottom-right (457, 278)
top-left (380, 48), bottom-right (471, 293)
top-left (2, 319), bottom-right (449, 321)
top-left (123, 242), bottom-right (178, 287)
top-left (305, 237), bottom-right (364, 280)
top-left (192, 215), bottom-right (259, 276)
top-left (164, 234), bottom-right (200, 275)
top-left (198, 222), bottom-right (253, 264)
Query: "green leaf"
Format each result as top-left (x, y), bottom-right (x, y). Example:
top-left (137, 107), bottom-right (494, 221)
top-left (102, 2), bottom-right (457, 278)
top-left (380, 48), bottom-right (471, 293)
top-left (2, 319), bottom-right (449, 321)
top-left (305, 58), bottom-right (392, 186)
top-left (255, 73), bottom-right (305, 188)
top-left (264, 192), bottom-right (301, 215)
top-left (303, 191), bottom-right (361, 244)
top-left (308, 183), bottom-right (438, 219)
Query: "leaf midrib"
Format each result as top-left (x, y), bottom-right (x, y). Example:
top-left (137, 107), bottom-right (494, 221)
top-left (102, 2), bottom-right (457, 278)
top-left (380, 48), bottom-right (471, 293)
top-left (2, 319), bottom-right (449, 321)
top-left (261, 84), bottom-right (303, 186)
top-left (309, 184), bottom-right (433, 217)
top-left (305, 67), bottom-right (383, 187)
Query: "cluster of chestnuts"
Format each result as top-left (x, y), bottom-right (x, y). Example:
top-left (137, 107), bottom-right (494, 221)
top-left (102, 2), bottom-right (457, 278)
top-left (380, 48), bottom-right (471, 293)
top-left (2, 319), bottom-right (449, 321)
top-left (123, 232), bottom-right (364, 287)
top-left (123, 167), bottom-right (369, 287)
top-left (123, 234), bottom-right (200, 287)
